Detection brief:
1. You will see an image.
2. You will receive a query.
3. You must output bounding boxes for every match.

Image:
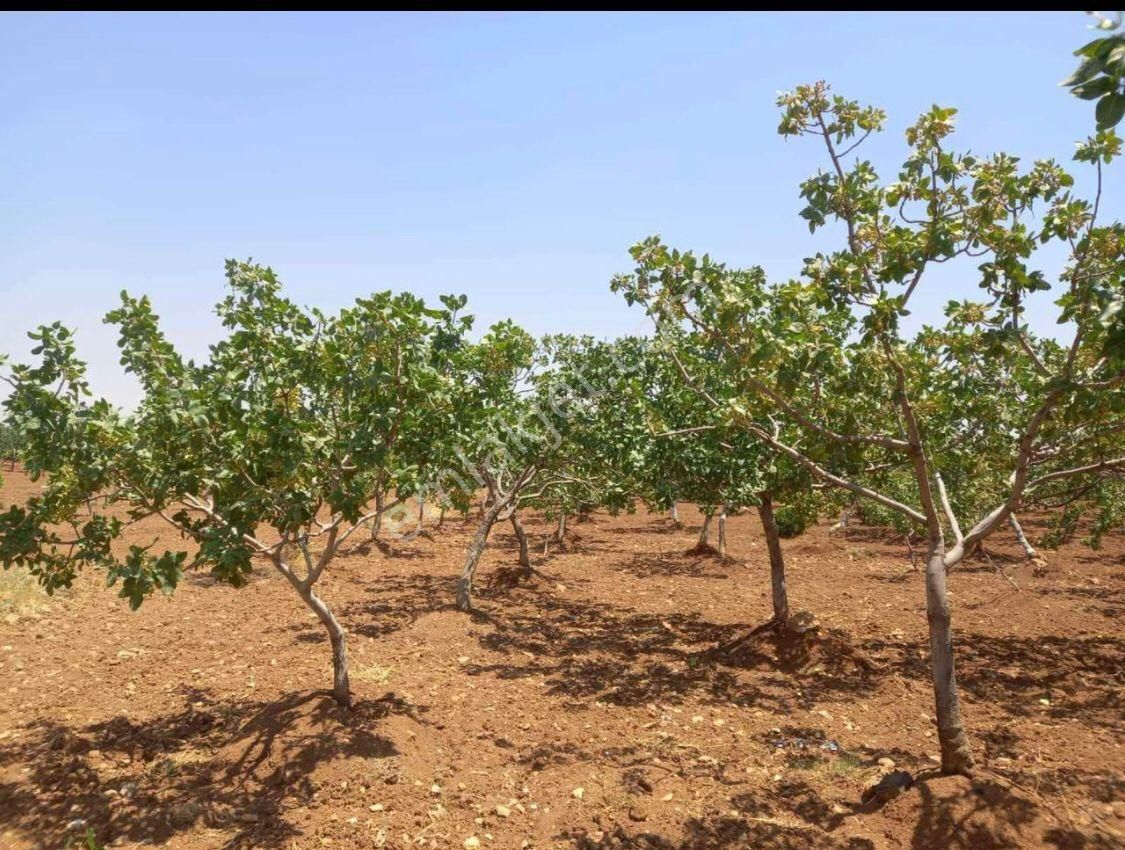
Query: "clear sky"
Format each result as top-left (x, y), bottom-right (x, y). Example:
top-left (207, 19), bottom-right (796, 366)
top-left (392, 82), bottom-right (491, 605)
top-left (1, 12), bottom-right (1119, 408)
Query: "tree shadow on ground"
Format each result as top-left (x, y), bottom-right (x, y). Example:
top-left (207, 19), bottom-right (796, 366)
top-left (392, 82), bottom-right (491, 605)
top-left (1032, 583), bottom-right (1123, 622)
top-left (998, 762), bottom-right (1124, 816)
top-left (1066, 550), bottom-right (1125, 567)
top-left (562, 811), bottom-right (875, 849)
top-left (0, 687), bottom-right (408, 850)
top-left (616, 552), bottom-right (732, 579)
top-left (560, 767), bottom-right (1095, 850)
top-left (343, 539), bottom-right (429, 560)
top-left (1042, 584), bottom-right (1123, 601)
top-left (907, 774), bottom-right (1040, 850)
top-left (517, 738), bottom-right (713, 785)
top-left (464, 591), bottom-right (886, 713)
top-left (1042, 829), bottom-right (1123, 850)
top-left (335, 573), bottom-right (455, 640)
top-left (184, 566), bottom-right (277, 589)
top-left (957, 633), bottom-right (1123, 732)
top-left (862, 630), bottom-right (1123, 733)
top-left (847, 736), bottom-right (1117, 829)
top-left (835, 525), bottom-right (911, 547)
top-left (866, 568), bottom-right (918, 584)
top-left (603, 519), bottom-right (687, 536)
top-left (700, 619), bottom-right (879, 685)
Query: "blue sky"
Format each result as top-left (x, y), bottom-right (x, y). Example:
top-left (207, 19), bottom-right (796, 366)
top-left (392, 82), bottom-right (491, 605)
top-left (1, 12), bottom-right (1119, 407)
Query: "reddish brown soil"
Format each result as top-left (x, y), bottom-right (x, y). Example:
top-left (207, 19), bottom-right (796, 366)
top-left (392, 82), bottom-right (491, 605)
top-left (0, 467), bottom-right (1121, 850)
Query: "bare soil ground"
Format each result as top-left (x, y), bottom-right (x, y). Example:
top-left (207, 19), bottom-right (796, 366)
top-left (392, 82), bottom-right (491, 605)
top-left (0, 467), bottom-right (1121, 850)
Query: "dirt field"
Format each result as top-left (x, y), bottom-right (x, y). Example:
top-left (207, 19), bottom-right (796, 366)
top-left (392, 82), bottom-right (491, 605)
top-left (0, 467), bottom-right (1121, 850)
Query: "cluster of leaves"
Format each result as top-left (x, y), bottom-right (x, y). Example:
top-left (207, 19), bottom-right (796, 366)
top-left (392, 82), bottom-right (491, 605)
top-left (1065, 12), bottom-right (1125, 130)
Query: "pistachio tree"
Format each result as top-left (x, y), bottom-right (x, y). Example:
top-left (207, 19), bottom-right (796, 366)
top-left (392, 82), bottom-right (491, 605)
top-left (641, 326), bottom-right (838, 622)
top-left (0, 262), bottom-right (465, 707)
top-left (613, 83), bottom-right (1124, 774)
top-left (640, 336), bottom-right (759, 558)
top-left (444, 320), bottom-right (549, 610)
top-left (0, 415), bottom-right (17, 472)
top-left (450, 329), bottom-right (657, 610)
top-left (562, 329), bottom-right (820, 624)
top-left (523, 335), bottom-right (644, 552)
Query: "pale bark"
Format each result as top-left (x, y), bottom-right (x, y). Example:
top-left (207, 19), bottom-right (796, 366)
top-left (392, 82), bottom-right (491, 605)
top-left (935, 472), bottom-right (963, 547)
top-left (886, 349), bottom-right (973, 774)
top-left (757, 495), bottom-right (789, 623)
top-left (924, 536), bottom-right (973, 774)
top-left (275, 559), bottom-right (351, 707)
top-left (697, 512), bottom-right (713, 547)
top-left (942, 386), bottom-right (1070, 568)
top-left (456, 501), bottom-right (506, 612)
top-left (717, 505), bottom-right (728, 559)
top-left (305, 586), bottom-right (350, 707)
top-left (828, 507), bottom-right (851, 535)
top-left (669, 501), bottom-right (679, 523)
top-left (510, 511), bottom-right (530, 569)
top-left (1008, 513), bottom-right (1040, 561)
top-left (368, 489), bottom-right (385, 541)
top-left (455, 463), bottom-right (539, 610)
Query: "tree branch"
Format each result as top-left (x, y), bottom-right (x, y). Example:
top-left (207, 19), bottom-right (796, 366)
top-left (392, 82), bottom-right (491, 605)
top-left (1025, 455), bottom-right (1125, 492)
top-left (934, 471), bottom-right (963, 546)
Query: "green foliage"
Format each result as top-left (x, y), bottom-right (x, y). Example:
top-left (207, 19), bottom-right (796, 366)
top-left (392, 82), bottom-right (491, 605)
top-left (0, 419), bottom-right (18, 464)
top-left (773, 493), bottom-right (820, 538)
top-left (1064, 13), bottom-right (1125, 130)
top-left (613, 79), bottom-right (1123, 561)
top-left (1, 261), bottom-right (472, 608)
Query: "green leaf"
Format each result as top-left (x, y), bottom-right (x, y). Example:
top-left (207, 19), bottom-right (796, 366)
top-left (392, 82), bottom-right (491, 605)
top-left (1096, 92), bottom-right (1125, 130)
top-left (1071, 76), bottom-right (1117, 100)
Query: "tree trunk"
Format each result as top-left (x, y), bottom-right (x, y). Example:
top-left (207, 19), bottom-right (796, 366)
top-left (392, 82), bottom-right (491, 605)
top-left (301, 585), bottom-right (351, 707)
top-left (698, 512), bottom-right (712, 547)
top-left (670, 501), bottom-right (679, 524)
top-left (438, 506), bottom-right (446, 529)
top-left (510, 511), bottom-right (530, 569)
top-left (1008, 513), bottom-right (1039, 561)
top-left (829, 507), bottom-right (851, 535)
top-left (456, 501), bottom-right (506, 611)
top-left (717, 505), bottom-right (728, 559)
top-left (274, 557), bottom-right (350, 707)
top-left (758, 495), bottom-right (789, 624)
top-left (557, 511), bottom-right (566, 541)
top-left (924, 535), bottom-right (974, 774)
top-left (369, 489), bottom-right (385, 541)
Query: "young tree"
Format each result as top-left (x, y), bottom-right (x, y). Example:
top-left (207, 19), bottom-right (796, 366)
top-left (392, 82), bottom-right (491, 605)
top-left (450, 332), bottom-right (645, 610)
top-left (0, 262), bottom-right (465, 707)
top-left (0, 416), bottom-right (18, 472)
top-left (647, 330), bottom-right (833, 623)
top-left (639, 336), bottom-right (761, 559)
top-left (584, 331), bottom-right (821, 625)
top-left (442, 320), bottom-right (545, 611)
top-left (613, 83), bottom-right (1123, 773)
top-left (526, 335), bottom-right (642, 553)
